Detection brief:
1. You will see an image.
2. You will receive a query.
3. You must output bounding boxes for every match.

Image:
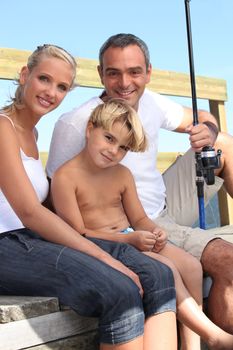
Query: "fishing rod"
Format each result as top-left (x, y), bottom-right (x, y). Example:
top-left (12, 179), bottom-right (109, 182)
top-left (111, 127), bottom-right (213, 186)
top-left (184, 0), bottom-right (221, 229)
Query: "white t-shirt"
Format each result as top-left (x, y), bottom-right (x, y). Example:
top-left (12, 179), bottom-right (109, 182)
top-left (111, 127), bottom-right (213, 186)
top-left (47, 89), bottom-right (183, 219)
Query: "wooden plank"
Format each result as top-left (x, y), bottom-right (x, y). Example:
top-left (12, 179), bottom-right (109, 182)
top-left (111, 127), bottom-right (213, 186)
top-left (0, 309), bottom-right (98, 350)
top-left (0, 48), bottom-right (227, 101)
top-left (218, 190), bottom-right (233, 226)
top-left (148, 69), bottom-right (227, 101)
top-left (0, 296), bottom-right (59, 323)
top-left (209, 100), bottom-right (228, 132)
top-left (40, 152), bottom-right (48, 168)
top-left (157, 152), bottom-right (181, 173)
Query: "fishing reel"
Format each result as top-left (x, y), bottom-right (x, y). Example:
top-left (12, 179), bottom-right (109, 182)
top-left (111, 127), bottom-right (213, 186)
top-left (195, 146), bottom-right (222, 185)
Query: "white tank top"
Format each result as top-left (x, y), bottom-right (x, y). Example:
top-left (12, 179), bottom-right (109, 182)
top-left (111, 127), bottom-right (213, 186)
top-left (0, 114), bottom-right (49, 233)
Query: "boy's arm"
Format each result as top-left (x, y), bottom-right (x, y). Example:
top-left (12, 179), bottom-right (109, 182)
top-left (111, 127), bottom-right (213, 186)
top-left (121, 168), bottom-right (168, 251)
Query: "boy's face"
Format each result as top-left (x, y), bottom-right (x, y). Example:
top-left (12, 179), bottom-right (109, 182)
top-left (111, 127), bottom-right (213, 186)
top-left (98, 45), bottom-right (152, 111)
top-left (86, 121), bottom-right (130, 169)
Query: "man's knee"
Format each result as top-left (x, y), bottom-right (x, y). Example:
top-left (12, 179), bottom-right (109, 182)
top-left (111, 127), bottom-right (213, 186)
top-left (201, 238), bottom-right (233, 278)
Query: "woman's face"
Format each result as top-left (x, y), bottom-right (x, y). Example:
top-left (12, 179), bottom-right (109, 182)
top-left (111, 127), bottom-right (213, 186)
top-left (20, 57), bottom-right (74, 117)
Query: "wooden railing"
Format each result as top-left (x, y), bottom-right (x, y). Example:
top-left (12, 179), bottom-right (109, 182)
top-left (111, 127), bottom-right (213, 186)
top-left (1, 47), bottom-right (232, 225)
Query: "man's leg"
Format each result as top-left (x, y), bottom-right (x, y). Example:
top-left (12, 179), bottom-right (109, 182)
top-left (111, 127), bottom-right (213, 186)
top-left (154, 210), bottom-right (233, 333)
top-left (162, 147), bottom-right (223, 227)
top-left (162, 132), bottom-right (233, 227)
top-left (214, 131), bottom-right (233, 197)
top-left (162, 135), bottom-right (233, 332)
top-left (201, 238), bottom-right (233, 333)
top-left (202, 132), bottom-right (233, 332)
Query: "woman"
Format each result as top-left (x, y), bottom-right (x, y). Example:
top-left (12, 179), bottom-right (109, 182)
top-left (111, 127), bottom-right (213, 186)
top-left (0, 44), bottom-right (177, 350)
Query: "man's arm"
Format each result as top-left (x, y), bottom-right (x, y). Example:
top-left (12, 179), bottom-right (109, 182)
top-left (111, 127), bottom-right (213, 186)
top-left (174, 107), bottom-right (219, 152)
top-left (46, 119), bottom-right (85, 178)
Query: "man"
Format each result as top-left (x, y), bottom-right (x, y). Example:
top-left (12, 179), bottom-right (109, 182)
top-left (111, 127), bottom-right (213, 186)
top-left (47, 33), bottom-right (233, 333)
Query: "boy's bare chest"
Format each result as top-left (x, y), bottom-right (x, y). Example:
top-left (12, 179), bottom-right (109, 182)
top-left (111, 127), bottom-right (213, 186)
top-left (76, 172), bottom-right (124, 210)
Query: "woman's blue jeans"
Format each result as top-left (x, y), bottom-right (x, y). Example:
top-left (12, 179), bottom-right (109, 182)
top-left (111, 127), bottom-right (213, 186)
top-left (0, 229), bottom-right (176, 344)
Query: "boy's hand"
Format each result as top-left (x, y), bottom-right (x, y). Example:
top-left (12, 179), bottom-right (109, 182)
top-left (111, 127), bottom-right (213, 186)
top-left (128, 231), bottom-right (157, 251)
top-left (152, 227), bottom-right (167, 253)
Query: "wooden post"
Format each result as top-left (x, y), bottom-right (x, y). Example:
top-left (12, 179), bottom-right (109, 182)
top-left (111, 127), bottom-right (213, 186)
top-left (209, 100), bottom-right (233, 225)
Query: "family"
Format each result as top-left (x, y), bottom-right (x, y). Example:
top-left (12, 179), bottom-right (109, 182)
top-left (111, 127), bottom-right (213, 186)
top-left (1, 33), bottom-right (233, 350)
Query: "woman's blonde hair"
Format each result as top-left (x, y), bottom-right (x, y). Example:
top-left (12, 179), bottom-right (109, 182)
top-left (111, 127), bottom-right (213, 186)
top-left (2, 44), bottom-right (77, 113)
top-left (89, 98), bottom-right (147, 152)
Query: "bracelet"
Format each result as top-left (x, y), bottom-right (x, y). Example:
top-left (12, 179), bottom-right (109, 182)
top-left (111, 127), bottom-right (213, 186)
top-left (203, 121), bottom-right (219, 138)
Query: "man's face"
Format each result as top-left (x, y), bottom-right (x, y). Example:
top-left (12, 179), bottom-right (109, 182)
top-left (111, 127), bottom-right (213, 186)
top-left (98, 45), bottom-right (152, 110)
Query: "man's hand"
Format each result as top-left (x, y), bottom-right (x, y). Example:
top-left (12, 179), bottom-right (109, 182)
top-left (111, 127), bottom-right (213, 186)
top-left (185, 123), bottom-right (217, 152)
top-left (176, 108), bottom-right (219, 152)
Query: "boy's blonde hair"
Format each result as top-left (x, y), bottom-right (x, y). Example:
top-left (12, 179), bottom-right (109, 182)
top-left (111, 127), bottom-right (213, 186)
top-left (2, 44), bottom-right (77, 113)
top-left (89, 98), bottom-right (147, 152)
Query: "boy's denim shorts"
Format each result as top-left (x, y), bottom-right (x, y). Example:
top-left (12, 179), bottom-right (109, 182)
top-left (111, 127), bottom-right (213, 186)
top-left (0, 229), bottom-right (176, 344)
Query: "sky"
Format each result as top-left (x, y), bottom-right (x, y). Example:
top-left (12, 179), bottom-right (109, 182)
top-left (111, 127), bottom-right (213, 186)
top-left (0, 0), bottom-right (232, 152)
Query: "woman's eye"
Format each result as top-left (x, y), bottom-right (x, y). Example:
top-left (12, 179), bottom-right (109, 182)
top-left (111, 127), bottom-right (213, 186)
top-left (58, 84), bottom-right (68, 92)
top-left (39, 75), bottom-right (49, 82)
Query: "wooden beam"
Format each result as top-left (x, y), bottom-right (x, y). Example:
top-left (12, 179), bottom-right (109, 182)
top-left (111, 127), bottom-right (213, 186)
top-left (0, 48), bottom-right (227, 101)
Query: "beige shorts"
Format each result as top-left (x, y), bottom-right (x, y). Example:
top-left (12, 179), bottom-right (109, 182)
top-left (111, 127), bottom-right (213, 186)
top-left (154, 149), bottom-right (233, 260)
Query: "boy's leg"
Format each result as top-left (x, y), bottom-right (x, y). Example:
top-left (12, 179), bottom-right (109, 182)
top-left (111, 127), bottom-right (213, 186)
top-left (158, 243), bottom-right (203, 303)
